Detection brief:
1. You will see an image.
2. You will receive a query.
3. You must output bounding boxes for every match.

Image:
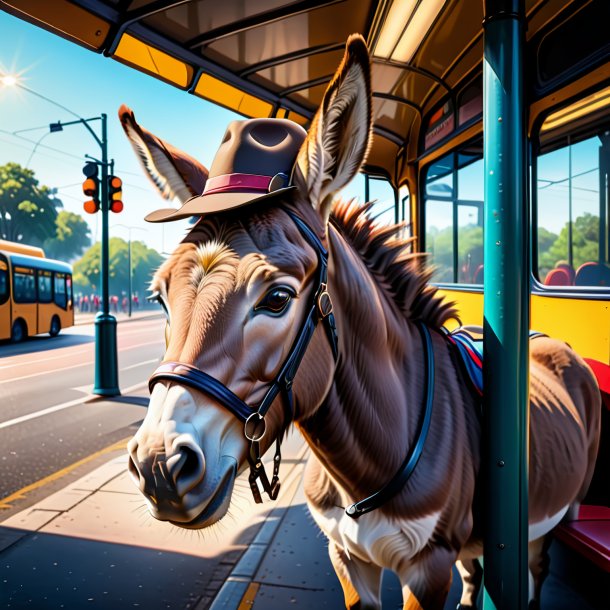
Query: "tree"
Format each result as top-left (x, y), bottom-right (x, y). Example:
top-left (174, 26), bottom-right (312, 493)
top-left (0, 163), bottom-right (61, 246)
top-left (539, 213), bottom-right (599, 276)
top-left (73, 237), bottom-right (163, 300)
top-left (44, 211), bottom-right (91, 261)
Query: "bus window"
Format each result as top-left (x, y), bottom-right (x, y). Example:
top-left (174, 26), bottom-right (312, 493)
top-left (66, 275), bottom-right (73, 308)
top-left (536, 86), bottom-right (610, 287)
top-left (398, 184), bottom-right (410, 225)
top-left (54, 272), bottom-right (67, 308)
top-left (424, 140), bottom-right (484, 284)
top-left (0, 260), bottom-right (8, 305)
top-left (368, 177), bottom-right (396, 225)
top-left (13, 267), bottom-right (36, 303)
top-left (37, 270), bottom-right (52, 304)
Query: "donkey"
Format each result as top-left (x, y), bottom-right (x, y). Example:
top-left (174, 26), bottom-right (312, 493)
top-left (121, 35), bottom-right (601, 610)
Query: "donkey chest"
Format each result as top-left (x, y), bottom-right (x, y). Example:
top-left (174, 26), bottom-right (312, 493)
top-left (307, 500), bottom-right (440, 568)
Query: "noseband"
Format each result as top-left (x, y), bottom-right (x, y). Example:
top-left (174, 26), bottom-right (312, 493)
top-left (148, 209), bottom-right (338, 504)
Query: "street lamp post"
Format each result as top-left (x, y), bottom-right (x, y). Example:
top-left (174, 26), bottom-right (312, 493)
top-left (1, 75), bottom-right (120, 395)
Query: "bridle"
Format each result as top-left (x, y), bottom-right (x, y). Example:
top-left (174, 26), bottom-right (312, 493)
top-left (148, 207), bottom-right (436, 519)
top-left (148, 208), bottom-right (338, 504)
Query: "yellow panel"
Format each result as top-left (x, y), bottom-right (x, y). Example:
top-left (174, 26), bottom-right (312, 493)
top-left (275, 108), bottom-right (289, 119)
top-left (0, 239), bottom-right (44, 257)
top-left (531, 294), bottom-right (610, 363)
top-left (113, 34), bottom-right (193, 89)
top-left (3, 0), bottom-right (110, 50)
top-left (438, 288), bottom-right (610, 363)
top-left (194, 74), bottom-right (272, 118)
top-left (436, 288), bottom-right (483, 330)
top-left (287, 111), bottom-right (309, 126)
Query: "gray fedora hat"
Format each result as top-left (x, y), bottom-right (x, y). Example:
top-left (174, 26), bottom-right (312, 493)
top-left (145, 118), bottom-right (307, 223)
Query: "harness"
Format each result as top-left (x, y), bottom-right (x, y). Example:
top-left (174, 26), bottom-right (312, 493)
top-left (148, 209), bottom-right (338, 504)
top-left (147, 210), bottom-right (541, 520)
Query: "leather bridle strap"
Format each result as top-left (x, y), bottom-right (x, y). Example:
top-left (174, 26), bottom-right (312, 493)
top-left (345, 322), bottom-right (435, 519)
top-left (148, 208), bottom-right (338, 504)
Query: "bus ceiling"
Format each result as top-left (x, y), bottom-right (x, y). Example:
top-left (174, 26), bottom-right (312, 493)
top-left (1, 0), bottom-right (607, 185)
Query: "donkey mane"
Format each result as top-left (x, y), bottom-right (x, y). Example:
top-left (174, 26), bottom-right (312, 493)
top-left (330, 197), bottom-right (457, 328)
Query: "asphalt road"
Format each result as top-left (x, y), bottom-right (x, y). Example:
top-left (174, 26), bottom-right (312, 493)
top-left (0, 314), bottom-right (166, 504)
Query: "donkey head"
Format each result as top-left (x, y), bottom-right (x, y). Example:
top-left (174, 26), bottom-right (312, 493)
top-left (122, 35), bottom-right (372, 528)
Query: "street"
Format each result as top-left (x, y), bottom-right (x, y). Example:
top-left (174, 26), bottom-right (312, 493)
top-left (0, 314), bottom-right (164, 506)
top-left (0, 316), bottom-right (324, 609)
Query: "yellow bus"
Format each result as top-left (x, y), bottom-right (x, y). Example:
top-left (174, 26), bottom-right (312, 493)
top-left (0, 240), bottom-right (74, 342)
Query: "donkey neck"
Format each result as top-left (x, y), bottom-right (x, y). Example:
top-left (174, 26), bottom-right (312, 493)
top-left (298, 223), bottom-right (429, 504)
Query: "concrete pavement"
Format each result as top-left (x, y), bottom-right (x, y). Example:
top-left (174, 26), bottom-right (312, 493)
top-left (0, 391), bottom-right (606, 609)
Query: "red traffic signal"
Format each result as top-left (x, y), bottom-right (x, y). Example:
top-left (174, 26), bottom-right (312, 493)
top-left (82, 162), bottom-right (100, 214)
top-left (83, 199), bottom-right (99, 214)
top-left (108, 175), bottom-right (123, 213)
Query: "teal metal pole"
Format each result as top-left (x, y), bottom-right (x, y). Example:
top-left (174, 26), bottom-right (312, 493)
top-left (93, 113), bottom-right (120, 396)
top-left (482, 2), bottom-right (529, 609)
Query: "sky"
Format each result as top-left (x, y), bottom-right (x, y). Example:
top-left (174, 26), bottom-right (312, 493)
top-left (0, 10), bottom-right (391, 258)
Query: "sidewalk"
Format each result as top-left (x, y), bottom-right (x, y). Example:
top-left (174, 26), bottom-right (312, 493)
top-left (0, 392), bottom-right (605, 610)
top-left (74, 309), bottom-right (163, 326)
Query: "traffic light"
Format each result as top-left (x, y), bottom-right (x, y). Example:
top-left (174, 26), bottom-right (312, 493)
top-left (82, 162), bottom-right (100, 214)
top-left (108, 175), bottom-right (123, 213)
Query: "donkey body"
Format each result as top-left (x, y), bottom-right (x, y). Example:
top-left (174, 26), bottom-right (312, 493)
top-left (122, 36), bottom-right (601, 610)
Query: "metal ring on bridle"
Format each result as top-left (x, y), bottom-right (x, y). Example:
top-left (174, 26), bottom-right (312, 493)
top-left (245, 412), bottom-right (267, 442)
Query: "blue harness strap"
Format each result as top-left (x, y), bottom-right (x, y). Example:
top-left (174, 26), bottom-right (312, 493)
top-left (444, 326), bottom-right (546, 396)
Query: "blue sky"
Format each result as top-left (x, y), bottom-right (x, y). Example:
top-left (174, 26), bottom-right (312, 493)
top-left (0, 10), bottom-right (403, 260)
top-left (0, 11), bottom-right (390, 256)
top-left (0, 11), bottom-right (247, 254)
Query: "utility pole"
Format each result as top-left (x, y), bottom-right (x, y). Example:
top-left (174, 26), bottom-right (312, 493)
top-left (94, 114), bottom-right (120, 395)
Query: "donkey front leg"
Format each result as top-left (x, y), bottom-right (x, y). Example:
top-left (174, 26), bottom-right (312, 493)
top-left (456, 557), bottom-right (483, 609)
top-left (398, 547), bottom-right (456, 610)
top-left (328, 540), bottom-right (383, 610)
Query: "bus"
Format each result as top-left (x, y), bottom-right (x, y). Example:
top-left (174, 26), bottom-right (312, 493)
top-left (0, 240), bottom-right (74, 342)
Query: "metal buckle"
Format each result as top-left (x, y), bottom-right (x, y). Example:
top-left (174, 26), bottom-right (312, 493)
top-left (245, 412), bottom-right (266, 442)
top-left (316, 284), bottom-right (333, 318)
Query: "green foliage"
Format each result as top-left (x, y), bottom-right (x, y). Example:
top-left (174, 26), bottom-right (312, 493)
top-left (73, 237), bottom-right (163, 298)
top-left (0, 162), bottom-right (61, 245)
top-left (44, 211), bottom-right (91, 261)
top-left (426, 224), bottom-right (483, 283)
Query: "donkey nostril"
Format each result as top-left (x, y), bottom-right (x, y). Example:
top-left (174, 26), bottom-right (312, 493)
top-left (181, 446), bottom-right (201, 480)
top-left (172, 446), bottom-right (205, 497)
top-left (127, 455), bottom-right (143, 489)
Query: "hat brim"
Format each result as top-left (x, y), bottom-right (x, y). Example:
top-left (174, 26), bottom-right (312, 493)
top-left (144, 186), bottom-right (296, 223)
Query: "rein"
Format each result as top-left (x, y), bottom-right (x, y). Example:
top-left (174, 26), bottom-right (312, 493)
top-left (345, 322), bottom-right (435, 518)
top-left (148, 208), bottom-right (338, 504)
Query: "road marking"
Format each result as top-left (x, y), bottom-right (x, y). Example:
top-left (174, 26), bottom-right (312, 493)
top-left (237, 583), bottom-right (260, 610)
top-left (0, 380), bottom-right (148, 430)
top-left (121, 358), bottom-right (159, 372)
top-left (0, 347), bottom-right (91, 370)
top-left (0, 341), bottom-right (163, 384)
top-left (0, 437), bottom-right (130, 510)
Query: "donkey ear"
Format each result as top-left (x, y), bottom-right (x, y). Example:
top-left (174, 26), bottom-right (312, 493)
top-left (293, 34), bottom-right (372, 222)
top-left (118, 104), bottom-right (209, 204)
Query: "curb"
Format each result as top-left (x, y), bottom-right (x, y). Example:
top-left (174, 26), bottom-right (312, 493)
top-left (207, 445), bottom-right (308, 610)
top-left (74, 311), bottom-right (162, 326)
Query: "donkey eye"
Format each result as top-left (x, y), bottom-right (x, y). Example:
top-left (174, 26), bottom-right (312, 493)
top-left (254, 286), bottom-right (295, 315)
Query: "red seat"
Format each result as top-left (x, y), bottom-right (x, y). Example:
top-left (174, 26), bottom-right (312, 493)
top-left (556, 263), bottom-right (575, 284)
top-left (473, 264), bottom-right (484, 284)
top-left (544, 268), bottom-right (571, 286)
top-left (555, 505), bottom-right (610, 572)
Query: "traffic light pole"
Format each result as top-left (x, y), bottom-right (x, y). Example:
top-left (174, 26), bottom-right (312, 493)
top-left (94, 113), bottom-right (120, 396)
top-left (53, 113), bottom-right (120, 395)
